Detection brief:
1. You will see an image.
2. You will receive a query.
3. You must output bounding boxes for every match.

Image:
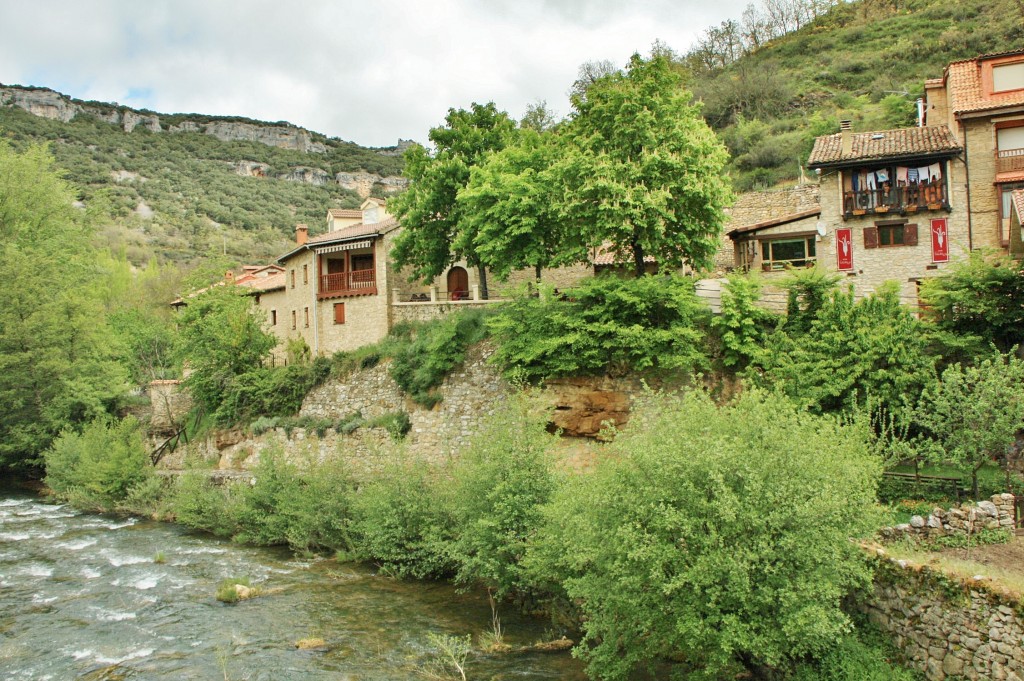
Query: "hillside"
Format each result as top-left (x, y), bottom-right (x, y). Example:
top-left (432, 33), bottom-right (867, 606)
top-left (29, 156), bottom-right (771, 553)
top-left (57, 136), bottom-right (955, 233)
top-left (689, 0), bottom-right (1024, 190)
top-left (0, 85), bottom-right (408, 265)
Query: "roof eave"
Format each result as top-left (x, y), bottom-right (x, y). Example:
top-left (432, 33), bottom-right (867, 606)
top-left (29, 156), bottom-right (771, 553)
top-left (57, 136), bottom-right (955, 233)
top-left (808, 148), bottom-right (961, 171)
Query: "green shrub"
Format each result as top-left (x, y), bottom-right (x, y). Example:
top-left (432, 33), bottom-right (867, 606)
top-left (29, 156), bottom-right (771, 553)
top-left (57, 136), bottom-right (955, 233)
top-left (489, 274), bottom-right (711, 382)
top-left (44, 417), bottom-right (153, 512)
top-left (216, 357), bottom-right (331, 425)
top-left (791, 625), bottom-right (922, 681)
top-left (448, 396), bottom-right (560, 599)
top-left (348, 455), bottom-right (456, 579)
top-left (366, 411), bottom-right (412, 441)
top-left (170, 470), bottom-right (238, 538)
top-left (710, 272), bottom-right (779, 370)
top-left (528, 390), bottom-right (882, 680)
top-left (390, 310), bottom-right (491, 405)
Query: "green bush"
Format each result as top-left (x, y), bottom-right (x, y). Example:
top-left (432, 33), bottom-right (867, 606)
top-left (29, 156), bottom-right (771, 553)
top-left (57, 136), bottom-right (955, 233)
top-left (489, 274), bottom-right (711, 382)
top-left (216, 357), bottom-right (331, 425)
top-left (791, 625), bottom-right (922, 681)
top-left (390, 309), bottom-right (491, 405)
top-left (710, 272), bottom-right (779, 370)
top-left (448, 396), bottom-right (560, 599)
top-left (366, 411), bottom-right (412, 441)
top-left (44, 417), bottom-right (153, 512)
top-left (528, 390), bottom-right (882, 680)
top-left (347, 455), bottom-right (456, 579)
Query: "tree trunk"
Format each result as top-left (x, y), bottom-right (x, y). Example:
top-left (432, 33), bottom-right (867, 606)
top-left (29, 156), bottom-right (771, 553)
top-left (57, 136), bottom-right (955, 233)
top-left (631, 232), bottom-right (646, 278)
top-left (477, 264), bottom-right (489, 300)
top-left (535, 264), bottom-right (542, 284)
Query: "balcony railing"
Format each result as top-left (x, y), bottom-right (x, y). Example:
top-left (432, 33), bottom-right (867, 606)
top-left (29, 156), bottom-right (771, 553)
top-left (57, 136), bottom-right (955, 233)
top-left (843, 180), bottom-right (948, 217)
top-left (997, 148), bottom-right (1024, 175)
top-left (318, 269), bottom-right (376, 298)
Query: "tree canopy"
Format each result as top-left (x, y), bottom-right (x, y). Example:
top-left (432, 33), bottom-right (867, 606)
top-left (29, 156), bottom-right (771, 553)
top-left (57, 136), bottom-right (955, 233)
top-left (0, 140), bottom-right (126, 472)
top-left (558, 53), bottom-right (733, 277)
top-left (389, 102), bottom-right (517, 298)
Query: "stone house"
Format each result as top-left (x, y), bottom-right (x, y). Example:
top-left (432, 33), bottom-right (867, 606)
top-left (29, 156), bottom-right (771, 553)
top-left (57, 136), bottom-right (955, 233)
top-left (721, 50), bottom-right (1024, 305)
top-left (254, 198), bottom-right (594, 359)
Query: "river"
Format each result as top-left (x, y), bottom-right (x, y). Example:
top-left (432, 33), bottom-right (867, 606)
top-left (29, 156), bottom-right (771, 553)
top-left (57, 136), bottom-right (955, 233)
top-left (0, 488), bottom-right (587, 680)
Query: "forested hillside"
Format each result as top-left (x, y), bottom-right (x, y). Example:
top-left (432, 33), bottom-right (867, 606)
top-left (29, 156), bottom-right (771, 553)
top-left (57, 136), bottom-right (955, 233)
top-left (687, 0), bottom-right (1024, 189)
top-left (0, 96), bottom-right (405, 265)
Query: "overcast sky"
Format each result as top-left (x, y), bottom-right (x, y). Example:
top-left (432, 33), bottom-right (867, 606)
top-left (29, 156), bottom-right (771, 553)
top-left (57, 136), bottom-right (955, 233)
top-left (0, 0), bottom-right (751, 148)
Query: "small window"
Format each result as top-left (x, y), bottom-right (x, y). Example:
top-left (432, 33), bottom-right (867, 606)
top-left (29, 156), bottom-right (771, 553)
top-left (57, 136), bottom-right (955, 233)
top-left (333, 303), bottom-right (345, 325)
top-left (270, 310), bottom-right (277, 326)
top-left (864, 222), bottom-right (918, 249)
top-left (303, 264), bottom-right (308, 285)
top-left (304, 307), bottom-right (309, 328)
top-left (291, 310), bottom-right (296, 330)
top-left (760, 237), bottom-right (816, 271)
top-left (290, 269), bottom-right (295, 289)
top-left (993, 62), bottom-right (1024, 93)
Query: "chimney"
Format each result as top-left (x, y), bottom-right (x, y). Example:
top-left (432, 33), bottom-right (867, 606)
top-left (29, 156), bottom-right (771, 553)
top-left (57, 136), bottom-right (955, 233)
top-left (839, 120), bottom-right (853, 157)
top-left (224, 270), bottom-right (234, 283)
top-left (296, 223), bottom-right (308, 246)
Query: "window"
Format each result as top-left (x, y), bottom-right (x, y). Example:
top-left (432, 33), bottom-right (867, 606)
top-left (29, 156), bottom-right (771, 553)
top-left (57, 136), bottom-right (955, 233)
top-left (842, 162), bottom-right (947, 215)
top-left (864, 222), bottom-right (918, 248)
top-left (270, 310), bottom-right (277, 326)
top-left (333, 303), bottom-right (345, 325)
top-left (304, 307), bottom-right (309, 328)
top-left (303, 264), bottom-right (308, 285)
top-left (997, 126), bottom-right (1024, 152)
top-left (760, 237), bottom-right (816, 271)
top-left (290, 269), bottom-right (295, 289)
top-left (993, 62), bottom-right (1024, 93)
top-left (1000, 182), bottom-right (1024, 242)
top-left (291, 310), bottom-right (296, 330)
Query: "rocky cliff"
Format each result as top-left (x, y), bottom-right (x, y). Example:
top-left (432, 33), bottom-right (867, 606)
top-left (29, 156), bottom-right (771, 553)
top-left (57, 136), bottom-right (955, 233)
top-left (0, 84), bottom-right (408, 194)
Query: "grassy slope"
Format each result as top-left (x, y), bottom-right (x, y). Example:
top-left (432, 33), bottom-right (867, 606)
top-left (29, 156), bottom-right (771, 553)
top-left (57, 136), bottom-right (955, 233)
top-left (0, 100), bottom-right (405, 266)
top-left (693, 0), bottom-right (1024, 190)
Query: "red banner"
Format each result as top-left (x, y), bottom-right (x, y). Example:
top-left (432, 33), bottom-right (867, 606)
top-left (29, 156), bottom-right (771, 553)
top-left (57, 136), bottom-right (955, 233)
top-left (836, 228), bottom-right (853, 271)
top-left (931, 218), bottom-right (949, 263)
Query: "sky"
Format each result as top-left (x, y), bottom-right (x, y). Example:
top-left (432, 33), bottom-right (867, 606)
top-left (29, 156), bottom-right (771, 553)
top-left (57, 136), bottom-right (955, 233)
top-left (0, 0), bottom-right (751, 148)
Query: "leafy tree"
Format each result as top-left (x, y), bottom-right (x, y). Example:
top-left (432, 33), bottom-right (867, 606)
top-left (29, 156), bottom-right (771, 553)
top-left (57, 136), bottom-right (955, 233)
top-left (557, 54), bottom-right (733, 277)
top-left (758, 283), bottom-right (938, 418)
top-left (449, 396), bottom-right (559, 599)
top-left (528, 390), bottom-right (881, 680)
top-left (913, 352), bottom-right (1024, 498)
top-left (710, 272), bottom-right (779, 369)
top-left (175, 286), bottom-right (276, 423)
top-left (0, 140), bottom-right (126, 473)
top-left (389, 103), bottom-right (517, 299)
top-left (459, 128), bottom-right (585, 282)
top-left (920, 250), bottom-right (1024, 354)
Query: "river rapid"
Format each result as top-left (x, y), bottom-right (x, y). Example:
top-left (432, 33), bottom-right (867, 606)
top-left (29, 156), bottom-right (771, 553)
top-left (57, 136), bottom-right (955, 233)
top-left (0, 488), bottom-right (587, 680)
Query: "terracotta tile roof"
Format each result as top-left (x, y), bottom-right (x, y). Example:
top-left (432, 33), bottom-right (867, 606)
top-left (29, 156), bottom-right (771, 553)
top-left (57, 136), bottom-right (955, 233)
top-left (1012, 189), bottom-right (1024, 222)
top-left (306, 217), bottom-right (398, 246)
top-left (943, 52), bottom-right (1024, 115)
top-left (591, 242), bottom-right (658, 266)
top-left (808, 125), bottom-right (961, 168)
top-left (237, 271), bottom-right (285, 292)
top-left (727, 208), bottom-right (821, 238)
top-left (996, 170), bottom-right (1024, 183)
top-left (328, 208), bottom-right (363, 218)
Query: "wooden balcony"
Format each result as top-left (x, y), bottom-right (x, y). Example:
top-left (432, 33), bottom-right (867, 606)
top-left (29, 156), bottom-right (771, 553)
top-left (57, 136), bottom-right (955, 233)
top-left (843, 180), bottom-right (948, 218)
top-left (318, 269), bottom-right (377, 299)
top-left (996, 148), bottom-right (1024, 175)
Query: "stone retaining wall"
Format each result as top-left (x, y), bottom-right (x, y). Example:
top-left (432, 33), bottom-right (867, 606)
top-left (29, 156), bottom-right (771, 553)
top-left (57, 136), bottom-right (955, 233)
top-left (866, 549), bottom-right (1024, 681)
top-left (879, 494), bottom-right (1016, 542)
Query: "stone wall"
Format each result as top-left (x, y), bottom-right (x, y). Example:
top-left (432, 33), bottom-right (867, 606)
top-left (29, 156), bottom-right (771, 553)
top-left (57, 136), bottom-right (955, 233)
top-left (714, 184), bottom-right (821, 273)
top-left (866, 547), bottom-right (1024, 681)
top-left (880, 494), bottom-right (1017, 542)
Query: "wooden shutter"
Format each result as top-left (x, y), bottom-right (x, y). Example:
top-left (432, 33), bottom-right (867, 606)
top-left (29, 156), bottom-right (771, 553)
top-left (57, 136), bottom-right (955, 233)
top-left (863, 227), bottom-right (879, 249)
top-left (904, 223), bottom-right (918, 246)
top-left (333, 303), bottom-right (345, 324)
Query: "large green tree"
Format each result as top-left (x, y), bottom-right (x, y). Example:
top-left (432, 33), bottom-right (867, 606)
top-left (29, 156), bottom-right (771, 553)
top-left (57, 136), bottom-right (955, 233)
top-left (0, 140), bottom-right (126, 473)
top-left (389, 103), bottom-right (517, 298)
top-left (558, 54), bottom-right (734, 277)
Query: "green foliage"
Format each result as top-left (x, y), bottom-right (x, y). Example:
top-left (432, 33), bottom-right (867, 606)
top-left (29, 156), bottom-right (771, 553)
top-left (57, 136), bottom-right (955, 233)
top-left (559, 54), bottom-right (734, 276)
top-left (790, 625), bottom-right (923, 681)
top-left (448, 397), bottom-right (560, 599)
top-left (215, 358), bottom-right (331, 425)
top-left (489, 275), bottom-right (711, 382)
top-left (529, 390), bottom-right (882, 680)
top-left (366, 411), bottom-right (412, 441)
top-left (215, 577), bottom-right (252, 603)
top-left (758, 283), bottom-right (937, 418)
top-left (390, 103), bottom-right (518, 294)
top-left (929, 527), bottom-right (1014, 550)
top-left (912, 352), bottom-right (1024, 497)
top-left (347, 455), bottom-right (456, 579)
top-left (782, 265), bottom-right (842, 335)
top-left (389, 310), bottom-right (491, 405)
top-left (0, 140), bottom-right (127, 472)
top-left (710, 272), bottom-right (779, 369)
top-left (169, 470), bottom-right (239, 538)
top-left (175, 286), bottom-right (277, 424)
top-left (43, 417), bottom-right (152, 511)
top-left (920, 251), bottom-right (1024, 354)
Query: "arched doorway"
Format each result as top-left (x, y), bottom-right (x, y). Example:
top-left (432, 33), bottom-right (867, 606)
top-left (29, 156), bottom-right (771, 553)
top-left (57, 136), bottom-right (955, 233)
top-left (447, 266), bottom-right (469, 301)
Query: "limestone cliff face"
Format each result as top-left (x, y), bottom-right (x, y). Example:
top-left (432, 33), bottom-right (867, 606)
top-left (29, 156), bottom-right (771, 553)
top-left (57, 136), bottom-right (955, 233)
top-left (336, 172), bottom-right (408, 197)
top-left (200, 121), bottom-right (328, 153)
top-left (0, 87), bottom-right (78, 122)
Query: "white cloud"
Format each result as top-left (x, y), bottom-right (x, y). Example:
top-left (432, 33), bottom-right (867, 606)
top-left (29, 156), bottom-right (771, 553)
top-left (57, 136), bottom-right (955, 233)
top-left (0, 0), bottom-right (750, 146)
